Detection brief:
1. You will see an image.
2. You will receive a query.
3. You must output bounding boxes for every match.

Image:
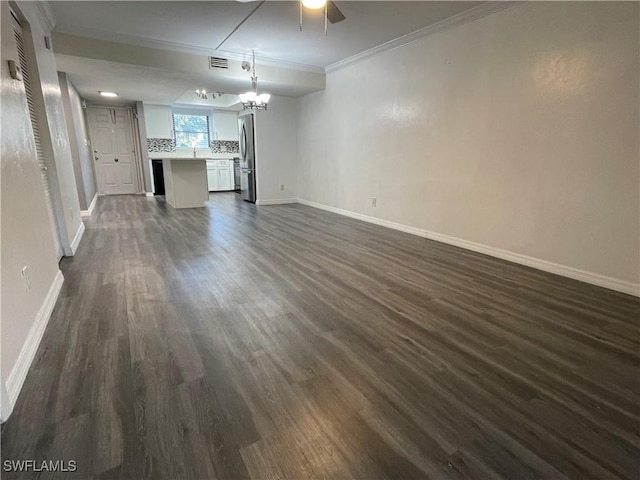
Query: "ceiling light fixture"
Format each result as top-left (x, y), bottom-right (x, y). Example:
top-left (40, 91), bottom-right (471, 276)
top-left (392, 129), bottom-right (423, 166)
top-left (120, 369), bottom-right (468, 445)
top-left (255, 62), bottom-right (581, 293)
top-left (195, 89), bottom-right (213, 100)
top-left (99, 91), bottom-right (118, 97)
top-left (301, 0), bottom-right (326, 9)
top-left (239, 51), bottom-right (270, 111)
top-left (300, 0), bottom-right (349, 35)
top-left (300, 0), bottom-right (328, 35)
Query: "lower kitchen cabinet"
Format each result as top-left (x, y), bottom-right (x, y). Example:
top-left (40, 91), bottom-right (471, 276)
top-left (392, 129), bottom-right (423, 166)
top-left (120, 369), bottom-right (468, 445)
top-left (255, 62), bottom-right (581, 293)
top-left (207, 159), bottom-right (235, 191)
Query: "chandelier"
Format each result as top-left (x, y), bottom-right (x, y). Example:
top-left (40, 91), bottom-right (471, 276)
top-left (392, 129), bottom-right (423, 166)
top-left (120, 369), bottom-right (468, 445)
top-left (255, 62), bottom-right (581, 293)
top-left (239, 51), bottom-right (270, 111)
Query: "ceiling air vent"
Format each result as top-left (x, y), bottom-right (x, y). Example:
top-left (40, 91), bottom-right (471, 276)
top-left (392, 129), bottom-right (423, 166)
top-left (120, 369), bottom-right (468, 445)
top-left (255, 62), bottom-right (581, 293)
top-left (209, 57), bottom-right (229, 70)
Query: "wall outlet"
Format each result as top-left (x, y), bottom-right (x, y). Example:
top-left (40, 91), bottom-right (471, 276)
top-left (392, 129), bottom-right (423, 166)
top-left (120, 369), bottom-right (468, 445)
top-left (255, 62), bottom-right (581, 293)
top-left (280, 184), bottom-right (285, 191)
top-left (21, 266), bottom-right (31, 292)
top-left (371, 197), bottom-right (377, 207)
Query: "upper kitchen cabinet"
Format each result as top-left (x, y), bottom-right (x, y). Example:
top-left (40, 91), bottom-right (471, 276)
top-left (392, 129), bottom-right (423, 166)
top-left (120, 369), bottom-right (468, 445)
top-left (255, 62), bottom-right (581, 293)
top-left (144, 104), bottom-right (173, 139)
top-left (213, 111), bottom-right (238, 141)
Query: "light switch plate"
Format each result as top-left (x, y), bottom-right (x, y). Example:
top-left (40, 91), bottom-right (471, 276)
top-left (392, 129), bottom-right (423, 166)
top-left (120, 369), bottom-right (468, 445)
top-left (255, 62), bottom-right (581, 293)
top-left (8, 60), bottom-right (23, 81)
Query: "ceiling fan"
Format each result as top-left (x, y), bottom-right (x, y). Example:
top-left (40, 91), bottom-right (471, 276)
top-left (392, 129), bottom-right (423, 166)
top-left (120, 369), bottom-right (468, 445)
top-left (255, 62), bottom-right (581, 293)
top-left (300, 0), bottom-right (346, 27)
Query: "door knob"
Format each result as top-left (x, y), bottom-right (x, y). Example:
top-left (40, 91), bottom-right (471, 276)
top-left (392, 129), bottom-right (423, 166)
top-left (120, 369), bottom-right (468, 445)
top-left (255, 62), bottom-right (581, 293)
top-left (95, 156), bottom-right (99, 161)
top-left (114, 158), bottom-right (119, 163)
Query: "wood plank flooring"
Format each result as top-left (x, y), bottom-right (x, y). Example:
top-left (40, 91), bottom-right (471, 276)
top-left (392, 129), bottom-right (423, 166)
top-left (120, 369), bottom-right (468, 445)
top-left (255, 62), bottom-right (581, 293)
top-left (2, 192), bottom-right (639, 479)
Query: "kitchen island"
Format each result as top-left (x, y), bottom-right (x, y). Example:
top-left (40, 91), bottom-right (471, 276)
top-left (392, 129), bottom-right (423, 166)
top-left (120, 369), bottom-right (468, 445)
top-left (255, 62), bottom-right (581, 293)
top-left (162, 158), bottom-right (208, 209)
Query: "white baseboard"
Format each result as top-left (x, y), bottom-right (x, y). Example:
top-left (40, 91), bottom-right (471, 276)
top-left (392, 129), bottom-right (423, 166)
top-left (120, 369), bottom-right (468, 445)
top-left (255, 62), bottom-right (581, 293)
top-left (4, 270), bottom-right (64, 419)
top-left (297, 198), bottom-right (640, 297)
top-left (80, 193), bottom-right (98, 218)
top-left (69, 221), bottom-right (85, 256)
top-left (1, 380), bottom-right (11, 422)
top-left (256, 198), bottom-right (298, 206)
top-left (145, 192), bottom-right (154, 197)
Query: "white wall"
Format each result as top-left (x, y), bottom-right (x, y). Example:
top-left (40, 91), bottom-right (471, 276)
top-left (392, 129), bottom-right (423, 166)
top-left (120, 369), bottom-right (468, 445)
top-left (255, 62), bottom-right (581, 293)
top-left (298, 1), bottom-right (639, 292)
top-left (255, 96), bottom-right (299, 203)
top-left (18, 2), bottom-right (83, 255)
top-left (59, 72), bottom-right (97, 210)
top-left (1, 1), bottom-right (65, 419)
top-left (135, 101), bottom-right (153, 192)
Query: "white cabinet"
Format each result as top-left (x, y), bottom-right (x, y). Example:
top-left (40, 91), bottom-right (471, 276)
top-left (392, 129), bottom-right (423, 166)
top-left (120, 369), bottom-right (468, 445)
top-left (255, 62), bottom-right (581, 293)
top-left (207, 168), bottom-right (218, 191)
top-left (213, 111), bottom-right (238, 141)
top-left (207, 160), bottom-right (235, 191)
top-left (217, 165), bottom-right (232, 190)
top-left (144, 105), bottom-right (173, 139)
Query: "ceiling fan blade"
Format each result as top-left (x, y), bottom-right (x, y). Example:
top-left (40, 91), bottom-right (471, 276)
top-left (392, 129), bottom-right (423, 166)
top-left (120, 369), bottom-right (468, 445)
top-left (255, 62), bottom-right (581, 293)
top-left (327, 1), bottom-right (346, 24)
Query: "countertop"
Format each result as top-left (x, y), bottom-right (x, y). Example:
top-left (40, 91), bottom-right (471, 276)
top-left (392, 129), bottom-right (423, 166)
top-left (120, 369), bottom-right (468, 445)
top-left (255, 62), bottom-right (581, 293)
top-left (149, 151), bottom-right (239, 160)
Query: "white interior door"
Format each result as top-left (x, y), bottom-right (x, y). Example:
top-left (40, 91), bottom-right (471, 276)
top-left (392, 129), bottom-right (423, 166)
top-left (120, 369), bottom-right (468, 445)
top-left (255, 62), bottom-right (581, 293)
top-left (88, 107), bottom-right (139, 195)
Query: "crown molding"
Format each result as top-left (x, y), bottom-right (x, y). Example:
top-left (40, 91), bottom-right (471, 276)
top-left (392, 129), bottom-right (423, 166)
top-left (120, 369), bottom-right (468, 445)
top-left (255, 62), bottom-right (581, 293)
top-left (325, 1), bottom-right (522, 74)
top-left (52, 25), bottom-right (325, 74)
top-left (49, 1), bottom-right (522, 78)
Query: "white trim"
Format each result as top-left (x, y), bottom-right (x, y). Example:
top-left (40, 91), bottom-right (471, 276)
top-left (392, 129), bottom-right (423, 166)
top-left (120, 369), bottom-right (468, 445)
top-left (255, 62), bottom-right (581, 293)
top-left (256, 198), bottom-right (298, 206)
top-left (53, 27), bottom-right (325, 74)
top-left (1, 381), bottom-right (11, 422)
top-left (297, 198), bottom-right (640, 297)
top-left (80, 193), bottom-right (98, 217)
top-left (69, 221), bottom-right (85, 255)
top-left (326, 2), bottom-right (520, 74)
top-left (145, 192), bottom-right (155, 197)
top-left (5, 270), bottom-right (65, 416)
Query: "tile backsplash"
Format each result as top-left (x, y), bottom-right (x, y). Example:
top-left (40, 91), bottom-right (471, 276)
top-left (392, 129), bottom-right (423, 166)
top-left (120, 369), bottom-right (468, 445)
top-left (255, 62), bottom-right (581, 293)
top-left (147, 138), bottom-right (176, 152)
top-left (147, 138), bottom-right (239, 154)
top-left (211, 140), bottom-right (239, 154)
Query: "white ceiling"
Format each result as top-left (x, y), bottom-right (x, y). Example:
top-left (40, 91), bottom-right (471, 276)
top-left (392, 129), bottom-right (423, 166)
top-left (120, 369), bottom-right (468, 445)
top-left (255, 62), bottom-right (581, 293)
top-left (50, 1), bottom-right (486, 105)
top-left (50, 1), bottom-right (483, 69)
top-left (54, 52), bottom-right (316, 105)
top-left (54, 54), bottom-right (240, 105)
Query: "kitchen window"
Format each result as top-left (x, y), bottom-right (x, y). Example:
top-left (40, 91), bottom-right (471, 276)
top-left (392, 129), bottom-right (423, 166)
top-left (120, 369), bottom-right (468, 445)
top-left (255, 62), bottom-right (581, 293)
top-left (173, 113), bottom-right (210, 149)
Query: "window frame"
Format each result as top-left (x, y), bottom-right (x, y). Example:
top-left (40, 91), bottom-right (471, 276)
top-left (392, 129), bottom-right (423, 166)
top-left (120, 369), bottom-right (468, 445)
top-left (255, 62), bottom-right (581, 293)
top-left (172, 109), bottom-right (212, 150)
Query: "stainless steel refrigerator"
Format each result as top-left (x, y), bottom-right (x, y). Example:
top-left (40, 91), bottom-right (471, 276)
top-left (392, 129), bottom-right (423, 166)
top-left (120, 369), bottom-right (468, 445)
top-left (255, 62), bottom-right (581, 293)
top-left (238, 113), bottom-right (256, 203)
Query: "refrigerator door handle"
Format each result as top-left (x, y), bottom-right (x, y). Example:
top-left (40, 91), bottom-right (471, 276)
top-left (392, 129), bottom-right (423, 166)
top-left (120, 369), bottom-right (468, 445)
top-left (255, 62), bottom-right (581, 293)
top-left (240, 124), bottom-right (247, 162)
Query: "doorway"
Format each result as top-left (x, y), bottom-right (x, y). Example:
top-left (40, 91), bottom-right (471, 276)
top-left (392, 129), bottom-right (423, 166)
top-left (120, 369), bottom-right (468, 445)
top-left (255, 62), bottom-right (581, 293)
top-left (87, 107), bottom-right (141, 195)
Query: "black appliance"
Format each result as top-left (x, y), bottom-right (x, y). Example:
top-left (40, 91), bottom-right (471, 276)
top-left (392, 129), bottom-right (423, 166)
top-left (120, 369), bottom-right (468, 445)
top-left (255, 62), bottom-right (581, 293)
top-left (151, 159), bottom-right (165, 195)
top-left (233, 157), bottom-right (241, 192)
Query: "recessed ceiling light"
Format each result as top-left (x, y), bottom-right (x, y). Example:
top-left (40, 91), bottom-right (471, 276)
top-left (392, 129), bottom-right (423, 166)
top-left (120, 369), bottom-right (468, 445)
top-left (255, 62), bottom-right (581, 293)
top-left (99, 91), bottom-right (118, 97)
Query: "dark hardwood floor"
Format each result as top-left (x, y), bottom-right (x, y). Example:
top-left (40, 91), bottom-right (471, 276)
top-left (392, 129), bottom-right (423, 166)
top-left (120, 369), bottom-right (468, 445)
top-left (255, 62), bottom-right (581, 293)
top-left (2, 192), bottom-right (639, 479)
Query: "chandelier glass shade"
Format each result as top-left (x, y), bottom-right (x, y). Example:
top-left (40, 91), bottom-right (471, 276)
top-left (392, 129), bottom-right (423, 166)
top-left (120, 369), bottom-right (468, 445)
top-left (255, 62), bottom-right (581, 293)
top-left (239, 88), bottom-right (271, 111)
